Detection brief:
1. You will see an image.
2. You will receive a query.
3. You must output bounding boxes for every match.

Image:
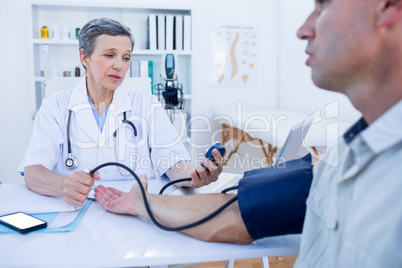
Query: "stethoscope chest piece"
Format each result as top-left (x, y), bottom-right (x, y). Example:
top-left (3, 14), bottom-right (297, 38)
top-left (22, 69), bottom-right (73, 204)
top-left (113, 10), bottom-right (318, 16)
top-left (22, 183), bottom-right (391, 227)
top-left (65, 109), bottom-right (137, 171)
top-left (65, 153), bottom-right (79, 170)
top-left (65, 110), bottom-right (79, 170)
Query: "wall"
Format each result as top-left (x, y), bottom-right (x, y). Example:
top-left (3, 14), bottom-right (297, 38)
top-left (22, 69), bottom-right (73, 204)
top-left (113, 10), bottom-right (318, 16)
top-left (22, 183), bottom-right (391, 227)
top-left (0, 0), bottom-right (276, 183)
top-left (278, 0), bottom-right (361, 122)
top-left (0, 0), bottom-right (362, 184)
top-left (189, 0), bottom-right (278, 150)
top-left (0, 1), bottom-right (32, 184)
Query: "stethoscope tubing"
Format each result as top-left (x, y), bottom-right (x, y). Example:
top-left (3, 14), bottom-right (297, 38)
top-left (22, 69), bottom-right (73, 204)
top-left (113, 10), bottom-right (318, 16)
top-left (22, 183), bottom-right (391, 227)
top-left (66, 110), bottom-right (137, 170)
top-left (90, 162), bottom-right (238, 232)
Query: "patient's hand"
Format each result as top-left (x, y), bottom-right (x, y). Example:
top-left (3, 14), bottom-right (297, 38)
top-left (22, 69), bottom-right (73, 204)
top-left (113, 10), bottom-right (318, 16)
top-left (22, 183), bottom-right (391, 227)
top-left (94, 174), bottom-right (148, 216)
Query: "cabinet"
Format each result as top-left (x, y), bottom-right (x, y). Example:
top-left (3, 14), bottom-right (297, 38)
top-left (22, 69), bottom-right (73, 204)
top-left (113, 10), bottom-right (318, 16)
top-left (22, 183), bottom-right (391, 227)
top-left (28, 1), bottom-right (193, 129)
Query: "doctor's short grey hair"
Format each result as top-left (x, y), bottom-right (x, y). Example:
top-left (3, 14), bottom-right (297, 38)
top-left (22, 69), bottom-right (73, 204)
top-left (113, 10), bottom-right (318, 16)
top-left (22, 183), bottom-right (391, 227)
top-left (79, 18), bottom-right (135, 58)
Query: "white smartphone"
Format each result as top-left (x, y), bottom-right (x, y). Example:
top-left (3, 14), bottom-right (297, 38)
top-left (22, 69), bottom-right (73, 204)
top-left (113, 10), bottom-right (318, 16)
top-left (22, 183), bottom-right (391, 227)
top-left (0, 212), bottom-right (47, 234)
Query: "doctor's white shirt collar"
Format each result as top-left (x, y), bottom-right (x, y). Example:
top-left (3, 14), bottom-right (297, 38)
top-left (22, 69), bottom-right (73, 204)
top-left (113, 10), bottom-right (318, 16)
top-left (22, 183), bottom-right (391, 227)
top-left (68, 77), bottom-right (132, 116)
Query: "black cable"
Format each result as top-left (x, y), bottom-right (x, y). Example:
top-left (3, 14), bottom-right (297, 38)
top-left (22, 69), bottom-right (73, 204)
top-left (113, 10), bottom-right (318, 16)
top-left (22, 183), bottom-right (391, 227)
top-left (67, 110), bottom-right (73, 154)
top-left (122, 111), bottom-right (137, 136)
top-left (90, 162), bottom-right (238, 232)
top-left (221, 185), bottom-right (238, 194)
top-left (124, 120), bottom-right (138, 136)
top-left (158, 177), bottom-right (192, 195)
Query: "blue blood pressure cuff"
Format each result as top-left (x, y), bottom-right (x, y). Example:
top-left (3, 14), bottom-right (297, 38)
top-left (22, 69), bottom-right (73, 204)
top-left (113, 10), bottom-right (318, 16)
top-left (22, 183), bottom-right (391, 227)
top-left (238, 154), bottom-right (313, 240)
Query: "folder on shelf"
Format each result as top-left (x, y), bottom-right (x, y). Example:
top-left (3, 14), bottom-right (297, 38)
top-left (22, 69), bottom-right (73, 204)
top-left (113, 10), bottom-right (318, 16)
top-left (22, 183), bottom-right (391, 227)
top-left (147, 14), bottom-right (157, 50)
top-left (126, 62), bottom-right (132, 77)
top-left (174, 15), bottom-right (183, 50)
top-left (157, 15), bottom-right (165, 50)
top-left (131, 60), bottom-right (140, 77)
top-left (183, 15), bottom-right (192, 51)
top-left (140, 60), bottom-right (149, 77)
top-left (165, 15), bottom-right (174, 51)
top-left (148, 61), bottom-right (154, 94)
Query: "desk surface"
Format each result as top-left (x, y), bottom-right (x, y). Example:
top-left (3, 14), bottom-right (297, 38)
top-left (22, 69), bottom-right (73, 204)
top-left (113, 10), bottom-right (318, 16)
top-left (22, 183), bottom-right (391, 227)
top-left (0, 184), bottom-right (300, 267)
top-left (0, 202), bottom-right (300, 267)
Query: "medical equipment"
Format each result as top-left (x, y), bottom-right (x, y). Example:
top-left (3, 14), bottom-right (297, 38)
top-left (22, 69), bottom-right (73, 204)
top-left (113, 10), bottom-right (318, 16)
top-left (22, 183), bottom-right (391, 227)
top-left (90, 160), bottom-right (237, 232)
top-left (65, 110), bottom-right (80, 170)
top-left (154, 53), bottom-right (184, 110)
top-left (65, 110), bottom-right (137, 170)
top-left (205, 143), bottom-right (226, 163)
top-left (113, 111), bottom-right (139, 176)
top-left (165, 53), bottom-right (175, 79)
top-left (159, 143), bottom-right (226, 195)
top-left (201, 142), bottom-right (226, 172)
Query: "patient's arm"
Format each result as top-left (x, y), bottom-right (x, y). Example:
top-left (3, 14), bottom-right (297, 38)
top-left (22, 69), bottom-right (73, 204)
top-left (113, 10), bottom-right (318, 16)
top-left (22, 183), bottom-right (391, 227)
top-left (94, 175), bottom-right (253, 244)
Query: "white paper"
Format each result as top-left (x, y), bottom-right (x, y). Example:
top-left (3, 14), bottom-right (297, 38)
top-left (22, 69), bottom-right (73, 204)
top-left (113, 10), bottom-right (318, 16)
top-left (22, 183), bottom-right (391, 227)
top-left (47, 209), bottom-right (81, 228)
top-left (0, 184), bottom-right (80, 215)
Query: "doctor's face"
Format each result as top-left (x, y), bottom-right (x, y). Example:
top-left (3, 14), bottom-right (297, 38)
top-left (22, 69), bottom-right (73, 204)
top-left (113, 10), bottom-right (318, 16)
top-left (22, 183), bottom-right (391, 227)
top-left (297, 0), bottom-right (379, 93)
top-left (82, 34), bottom-right (132, 91)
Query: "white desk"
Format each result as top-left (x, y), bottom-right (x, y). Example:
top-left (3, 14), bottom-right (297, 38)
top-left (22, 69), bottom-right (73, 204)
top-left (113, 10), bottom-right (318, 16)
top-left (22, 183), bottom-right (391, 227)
top-left (0, 202), bottom-right (301, 267)
top-left (0, 184), bottom-right (300, 267)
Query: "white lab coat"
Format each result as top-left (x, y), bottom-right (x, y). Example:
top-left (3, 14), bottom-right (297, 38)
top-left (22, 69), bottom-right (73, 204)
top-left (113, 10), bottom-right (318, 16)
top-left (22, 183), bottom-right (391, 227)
top-left (18, 77), bottom-right (189, 182)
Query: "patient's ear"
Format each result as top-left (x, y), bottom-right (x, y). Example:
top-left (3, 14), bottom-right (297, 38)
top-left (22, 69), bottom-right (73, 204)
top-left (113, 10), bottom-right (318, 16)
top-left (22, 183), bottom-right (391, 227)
top-left (377, 0), bottom-right (402, 27)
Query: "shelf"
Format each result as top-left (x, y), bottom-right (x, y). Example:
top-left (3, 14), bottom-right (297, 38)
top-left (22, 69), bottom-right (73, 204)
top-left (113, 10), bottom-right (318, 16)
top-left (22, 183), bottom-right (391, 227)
top-left (34, 77), bottom-right (45, 82)
top-left (33, 38), bottom-right (78, 45)
top-left (35, 76), bottom-right (81, 81)
top-left (133, 50), bottom-right (192, 56)
top-left (35, 77), bottom-right (191, 100)
top-left (32, 39), bottom-right (191, 55)
top-left (30, 3), bottom-right (192, 113)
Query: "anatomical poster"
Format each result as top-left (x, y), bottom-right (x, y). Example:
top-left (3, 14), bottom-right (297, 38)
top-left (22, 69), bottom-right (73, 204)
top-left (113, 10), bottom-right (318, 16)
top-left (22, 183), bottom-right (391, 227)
top-left (210, 24), bottom-right (258, 88)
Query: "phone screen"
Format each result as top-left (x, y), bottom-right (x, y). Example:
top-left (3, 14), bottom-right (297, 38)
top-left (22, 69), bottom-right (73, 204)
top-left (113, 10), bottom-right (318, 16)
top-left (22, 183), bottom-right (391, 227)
top-left (0, 212), bottom-right (47, 233)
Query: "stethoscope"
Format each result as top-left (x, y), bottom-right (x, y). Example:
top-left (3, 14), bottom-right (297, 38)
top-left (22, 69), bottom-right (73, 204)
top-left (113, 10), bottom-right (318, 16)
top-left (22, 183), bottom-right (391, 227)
top-left (65, 109), bottom-right (137, 170)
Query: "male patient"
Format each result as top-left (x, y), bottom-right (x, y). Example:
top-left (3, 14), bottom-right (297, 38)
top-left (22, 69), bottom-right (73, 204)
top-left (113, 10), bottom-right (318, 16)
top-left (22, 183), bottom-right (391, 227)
top-left (95, 0), bottom-right (402, 266)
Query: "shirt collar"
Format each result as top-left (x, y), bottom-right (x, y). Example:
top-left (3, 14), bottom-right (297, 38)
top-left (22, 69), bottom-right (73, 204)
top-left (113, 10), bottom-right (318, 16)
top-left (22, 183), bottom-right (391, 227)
top-left (360, 99), bottom-right (402, 154)
top-left (343, 118), bottom-right (368, 144)
top-left (68, 76), bottom-right (132, 115)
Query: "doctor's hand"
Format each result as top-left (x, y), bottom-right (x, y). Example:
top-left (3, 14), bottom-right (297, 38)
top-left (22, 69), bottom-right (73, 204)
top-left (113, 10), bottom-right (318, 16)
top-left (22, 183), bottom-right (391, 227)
top-left (191, 149), bottom-right (225, 188)
top-left (94, 175), bottom-right (148, 216)
top-left (63, 171), bottom-right (100, 206)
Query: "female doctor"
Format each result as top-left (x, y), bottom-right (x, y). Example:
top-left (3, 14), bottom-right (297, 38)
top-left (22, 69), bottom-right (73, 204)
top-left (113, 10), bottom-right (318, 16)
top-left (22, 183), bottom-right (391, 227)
top-left (19, 18), bottom-right (223, 206)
